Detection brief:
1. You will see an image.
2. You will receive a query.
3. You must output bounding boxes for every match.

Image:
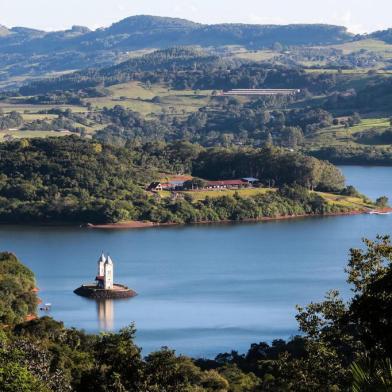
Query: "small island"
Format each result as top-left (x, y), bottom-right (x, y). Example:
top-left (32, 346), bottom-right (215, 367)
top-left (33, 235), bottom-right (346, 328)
top-left (74, 253), bottom-right (137, 299)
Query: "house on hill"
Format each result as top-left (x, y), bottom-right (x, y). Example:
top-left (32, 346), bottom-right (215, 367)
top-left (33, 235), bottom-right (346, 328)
top-left (204, 178), bottom-right (259, 189)
top-left (147, 176), bottom-right (192, 192)
top-left (147, 182), bottom-right (165, 191)
top-left (148, 177), bottom-right (260, 192)
top-left (147, 181), bottom-right (184, 192)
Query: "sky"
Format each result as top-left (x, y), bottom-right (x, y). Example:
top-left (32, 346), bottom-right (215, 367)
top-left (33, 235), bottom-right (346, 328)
top-left (1, 0), bottom-right (390, 34)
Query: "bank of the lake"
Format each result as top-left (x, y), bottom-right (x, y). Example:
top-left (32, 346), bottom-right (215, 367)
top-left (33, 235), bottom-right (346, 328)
top-left (88, 207), bottom-right (391, 229)
top-left (1, 165), bottom-right (391, 358)
top-left (87, 189), bottom-right (380, 229)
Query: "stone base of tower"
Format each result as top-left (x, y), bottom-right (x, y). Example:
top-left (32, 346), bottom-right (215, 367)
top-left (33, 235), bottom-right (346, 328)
top-left (74, 283), bottom-right (137, 300)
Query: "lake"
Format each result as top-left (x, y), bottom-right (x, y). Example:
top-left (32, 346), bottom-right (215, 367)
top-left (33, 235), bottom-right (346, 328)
top-left (1, 166), bottom-right (391, 357)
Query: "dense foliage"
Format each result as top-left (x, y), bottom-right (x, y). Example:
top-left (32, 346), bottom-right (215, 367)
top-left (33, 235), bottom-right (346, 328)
top-left (192, 148), bottom-right (344, 190)
top-left (92, 102), bottom-right (336, 148)
top-left (0, 137), bottom-right (150, 223)
top-left (0, 252), bottom-right (37, 325)
top-left (20, 51), bottom-right (340, 96)
top-left (1, 236), bottom-right (392, 391)
top-left (0, 137), bottom-right (348, 224)
top-left (311, 145), bottom-right (392, 165)
top-left (324, 74), bottom-right (392, 113)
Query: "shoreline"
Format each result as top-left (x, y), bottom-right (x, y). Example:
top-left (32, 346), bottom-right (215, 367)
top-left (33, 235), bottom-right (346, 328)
top-left (86, 207), bottom-right (392, 230)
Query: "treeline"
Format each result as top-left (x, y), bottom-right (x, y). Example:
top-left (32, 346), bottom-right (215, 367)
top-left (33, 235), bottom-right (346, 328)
top-left (354, 128), bottom-right (392, 145)
top-left (1, 236), bottom-right (392, 391)
top-left (94, 103), bottom-right (336, 148)
top-left (0, 110), bottom-right (23, 130)
top-left (0, 16), bottom-right (355, 83)
top-left (0, 137), bottom-right (152, 224)
top-left (310, 145), bottom-right (392, 165)
top-left (0, 137), bottom-right (348, 224)
top-left (19, 47), bottom-right (229, 96)
top-left (279, 45), bottom-right (385, 69)
top-left (324, 74), bottom-right (392, 113)
top-left (140, 186), bottom-right (349, 224)
top-left (192, 148), bottom-right (344, 190)
top-left (128, 140), bottom-right (345, 191)
top-left (0, 108), bottom-right (89, 134)
top-left (19, 48), bottom-right (340, 96)
top-left (0, 103), bottom-right (342, 148)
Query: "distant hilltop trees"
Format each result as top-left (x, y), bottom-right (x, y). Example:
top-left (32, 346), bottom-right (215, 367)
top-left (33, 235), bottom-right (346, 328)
top-left (0, 16), bottom-right (353, 55)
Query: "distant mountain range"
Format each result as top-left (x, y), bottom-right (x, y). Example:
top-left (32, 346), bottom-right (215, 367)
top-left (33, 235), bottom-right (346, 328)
top-left (0, 15), bottom-right (390, 89)
top-left (0, 15), bottom-right (354, 54)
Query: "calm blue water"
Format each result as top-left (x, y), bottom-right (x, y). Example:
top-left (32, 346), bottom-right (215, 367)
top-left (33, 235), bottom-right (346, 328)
top-left (1, 166), bottom-right (391, 357)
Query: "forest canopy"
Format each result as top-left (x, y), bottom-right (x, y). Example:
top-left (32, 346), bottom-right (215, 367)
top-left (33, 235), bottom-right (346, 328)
top-left (0, 137), bottom-right (348, 224)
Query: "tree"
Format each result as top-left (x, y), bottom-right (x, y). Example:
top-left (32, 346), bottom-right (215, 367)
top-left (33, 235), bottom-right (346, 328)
top-left (348, 236), bottom-right (392, 357)
top-left (183, 178), bottom-right (206, 190)
top-left (0, 363), bottom-right (49, 392)
top-left (272, 42), bottom-right (283, 52)
top-left (351, 358), bottom-right (392, 392)
top-left (376, 196), bottom-right (389, 208)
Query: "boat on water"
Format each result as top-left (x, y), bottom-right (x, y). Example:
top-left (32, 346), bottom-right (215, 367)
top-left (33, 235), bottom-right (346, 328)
top-left (368, 210), bottom-right (392, 215)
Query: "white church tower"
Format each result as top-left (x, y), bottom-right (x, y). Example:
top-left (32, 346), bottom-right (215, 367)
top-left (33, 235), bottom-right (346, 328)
top-left (104, 255), bottom-right (114, 290)
top-left (97, 252), bottom-right (106, 277)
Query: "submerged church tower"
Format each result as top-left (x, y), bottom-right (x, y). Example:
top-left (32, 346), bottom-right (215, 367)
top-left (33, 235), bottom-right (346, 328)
top-left (104, 256), bottom-right (114, 290)
top-left (96, 253), bottom-right (114, 290)
top-left (75, 252), bottom-right (136, 299)
top-left (97, 252), bottom-right (106, 277)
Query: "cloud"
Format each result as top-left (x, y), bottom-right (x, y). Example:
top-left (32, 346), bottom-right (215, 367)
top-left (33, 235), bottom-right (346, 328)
top-left (333, 10), bottom-right (366, 34)
top-left (247, 15), bottom-right (290, 25)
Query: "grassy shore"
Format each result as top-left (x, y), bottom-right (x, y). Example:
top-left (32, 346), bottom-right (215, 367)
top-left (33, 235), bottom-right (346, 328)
top-left (159, 187), bottom-right (375, 210)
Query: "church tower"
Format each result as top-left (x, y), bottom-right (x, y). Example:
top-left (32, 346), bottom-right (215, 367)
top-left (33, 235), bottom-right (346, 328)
top-left (104, 255), bottom-right (114, 290)
top-left (97, 252), bottom-right (106, 277)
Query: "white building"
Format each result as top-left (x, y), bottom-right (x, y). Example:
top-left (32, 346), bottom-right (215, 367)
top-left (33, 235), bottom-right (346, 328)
top-left (97, 252), bottom-right (106, 277)
top-left (96, 253), bottom-right (114, 290)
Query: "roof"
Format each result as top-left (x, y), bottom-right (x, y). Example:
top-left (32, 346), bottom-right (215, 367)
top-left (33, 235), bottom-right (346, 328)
top-left (168, 180), bottom-right (186, 186)
top-left (242, 177), bottom-right (259, 182)
top-left (148, 182), bottom-right (162, 188)
top-left (106, 255), bottom-right (113, 265)
top-left (206, 179), bottom-right (247, 186)
top-left (96, 276), bottom-right (104, 281)
top-left (161, 175), bottom-right (193, 182)
top-left (98, 252), bottom-right (106, 263)
top-left (148, 182), bottom-right (176, 189)
top-left (160, 183), bottom-right (173, 189)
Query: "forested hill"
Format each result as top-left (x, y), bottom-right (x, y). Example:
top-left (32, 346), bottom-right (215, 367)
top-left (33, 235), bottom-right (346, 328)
top-left (0, 137), bottom-right (353, 224)
top-left (0, 15), bottom-right (355, 88)
top-left (370, 28), bottom-right (392, 44)
top-left (0, 15), bottom-right (352, 55)
top-left (19, 47), bottom-right (228, 95)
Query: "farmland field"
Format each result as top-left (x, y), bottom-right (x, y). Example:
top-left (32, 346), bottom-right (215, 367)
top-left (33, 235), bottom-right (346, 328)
top-left (87, 82), bottom-right (213, 116)
top-left (305, 117), bottom-right (391, 147)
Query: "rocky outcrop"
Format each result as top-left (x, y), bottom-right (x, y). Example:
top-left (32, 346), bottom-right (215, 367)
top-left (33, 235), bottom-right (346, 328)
top-left (74, 284), bottom-right (137, 299)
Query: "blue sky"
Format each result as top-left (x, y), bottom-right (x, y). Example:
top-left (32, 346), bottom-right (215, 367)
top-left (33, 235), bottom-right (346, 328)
top-left (1, 0), bottom-right (390, 34)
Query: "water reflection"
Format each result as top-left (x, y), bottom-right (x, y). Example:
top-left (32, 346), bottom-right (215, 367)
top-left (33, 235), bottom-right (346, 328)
top-left (97, 300), bottom-right (114, 331)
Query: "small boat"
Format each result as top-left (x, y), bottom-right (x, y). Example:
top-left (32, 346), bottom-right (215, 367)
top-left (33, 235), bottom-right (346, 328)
top-left (368, 210), bottom-right (392, 215)
top-left (40, 303), bottom-right (52, 311)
